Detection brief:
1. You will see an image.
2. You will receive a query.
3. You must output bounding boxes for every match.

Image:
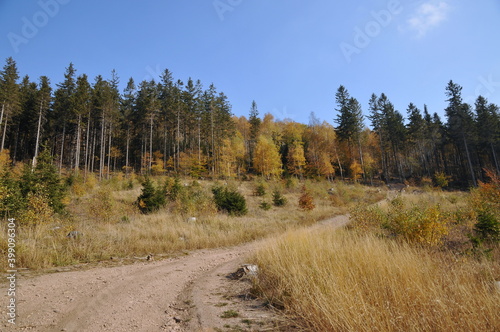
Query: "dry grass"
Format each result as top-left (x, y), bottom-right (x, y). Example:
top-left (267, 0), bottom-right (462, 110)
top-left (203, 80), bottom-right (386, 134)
top-left (252, 229), bottom-right (500, 332)
top-left (0, 177), bottom-right (382, 271)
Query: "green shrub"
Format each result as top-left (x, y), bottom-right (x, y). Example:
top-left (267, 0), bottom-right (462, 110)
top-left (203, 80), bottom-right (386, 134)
top-left (433, 171), bottom-right (450, 188)
top-left (272, 190), bottom-right (287, 207)
top-left (259, 201), bottom-right (271, 211)
top-left (20, 149), bottom-right (66, 213)
top-left (254, 183), bottom-right (266, 196)
top-left (167, 177), bottom-right (183, 201)
top-left (137, 178), bottom-right (166, 213)
top-left (212, 186), bottom-right (248, 216)
top-left (473, 210), bottom-right (499, 243)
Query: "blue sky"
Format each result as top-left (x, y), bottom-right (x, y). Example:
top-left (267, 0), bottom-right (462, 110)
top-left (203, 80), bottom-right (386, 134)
top-left (1, 0), bottom-right (499, 125)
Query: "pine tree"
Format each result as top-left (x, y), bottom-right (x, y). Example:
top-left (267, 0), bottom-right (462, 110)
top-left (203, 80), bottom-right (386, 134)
top-left (15, 75), bottom-right (38, 161)
top-left (445, 81), bottom-right (477, 186)
top-left (52, 63), bottom-right (77, 172)
top-left (406, 103), bottom-right (428, 176)
top-left (248, 100), bottom-right (261, 170)
top-left (20, 147), bottom-right (65, 213)
top-left (73, 74), bottom-right (92, 174)
top-left (32, 76), bottom-right (51, 168)
top-left (0, 57), bottom-right (20, 153)
top-left (475, 96), bottom-right (500, 174)
top-left (121, 77), bottom-right (137, 175)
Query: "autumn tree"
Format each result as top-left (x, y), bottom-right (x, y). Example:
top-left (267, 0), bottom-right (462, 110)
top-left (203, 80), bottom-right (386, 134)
top-left (304, 116), bottom-right (336, 180)
top-left (253, 135), bottom-right (282, 178)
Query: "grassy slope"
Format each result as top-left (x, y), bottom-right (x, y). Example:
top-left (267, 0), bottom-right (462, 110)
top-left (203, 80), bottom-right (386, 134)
top-left (0, 177), bottom-right (383, 270)
top-left (252, 189), bottom-right (500, 331)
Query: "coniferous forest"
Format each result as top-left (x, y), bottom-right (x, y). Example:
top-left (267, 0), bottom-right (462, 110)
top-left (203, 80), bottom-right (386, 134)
top-left (1, 57), bottom-right (499, 187)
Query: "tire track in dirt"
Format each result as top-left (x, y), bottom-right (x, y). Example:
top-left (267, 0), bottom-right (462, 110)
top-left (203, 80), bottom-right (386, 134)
top-left (0, 210), bottom-right (360, 332)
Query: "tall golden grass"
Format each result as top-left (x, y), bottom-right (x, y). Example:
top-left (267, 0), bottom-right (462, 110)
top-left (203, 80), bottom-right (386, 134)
top-left (253, 229), bottom-right (500, 331)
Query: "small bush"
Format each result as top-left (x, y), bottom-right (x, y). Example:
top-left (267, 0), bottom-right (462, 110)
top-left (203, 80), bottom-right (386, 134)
top-left (433, 171), bottom-right (450, 188)
top-left (88, 188), bottom-right (115, 223)
top-left (220, 310), bottom-right (239, 318)
top-left (259, 201), bottom-right (271, 211)
top-left (272, 190), bottom-right (287, 207)
top-left (385, 205), bottom-right (450, 246)
top-left (473, 210), bottom-right (499, 243)
top-left (137, 178), bottom-right (166, 214)
top-left (212, 186), bottom-right (248, 216)
top-left (298, 186), bottom-right (315, 211)
top-left (468, 169), bottom-right (500, 249)
top-left (167, 177), bottom-right (183, 201)
top-left (254, 183), bottom-right (266, 196)
top-left (350, 197), bottom-right (451, 246)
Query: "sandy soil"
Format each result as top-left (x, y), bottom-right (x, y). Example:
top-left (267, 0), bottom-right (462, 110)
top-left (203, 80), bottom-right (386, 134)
top-left (1, 214), bottom-right (351, 332)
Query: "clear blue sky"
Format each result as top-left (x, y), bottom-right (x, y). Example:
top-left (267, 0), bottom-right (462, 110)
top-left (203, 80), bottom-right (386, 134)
top-left (1, 0), bottom-right (499, 125)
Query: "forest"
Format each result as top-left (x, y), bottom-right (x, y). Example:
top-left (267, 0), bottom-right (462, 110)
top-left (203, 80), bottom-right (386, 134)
top-left (0, 56), bottom-right (499, 188)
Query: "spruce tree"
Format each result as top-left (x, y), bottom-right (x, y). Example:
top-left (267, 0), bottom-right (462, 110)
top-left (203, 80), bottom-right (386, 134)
top-left (445, 81), bottom-right (477, 186)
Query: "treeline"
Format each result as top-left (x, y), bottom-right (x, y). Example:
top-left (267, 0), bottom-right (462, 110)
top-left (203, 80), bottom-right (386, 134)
top-left (0, 57), bottom-right (499, 187)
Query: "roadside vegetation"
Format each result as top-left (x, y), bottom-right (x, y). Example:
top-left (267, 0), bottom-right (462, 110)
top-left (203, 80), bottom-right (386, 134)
top-left (252, 171), bottom-right (500, 331)
top-left (0, 155), bottom-right (384, 270)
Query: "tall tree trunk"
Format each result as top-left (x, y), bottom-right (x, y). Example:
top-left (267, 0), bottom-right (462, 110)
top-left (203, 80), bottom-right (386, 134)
top-left (84, 110), bottom-right (91, 178)
top-left (491, 143), bottom-right (499, 174)
top-left (358, 137), bottom-right (365, 182)
top-left (75, 114), bottom-right (82, 174)
top-left (91, 128), bottom-right (96, 173)
top-left (125, 127), bottom-right (130, 176)
top-left (100, 117), bottom-right (105, 180)
top-left (377, 133), bottom-right (388, 183)
top-left (0, 103), bottom-right (5, 152)
top-left (32, 100), bottom-right (44, 168)
top-left (107, 123), bottom-right (112, 179)
top-left (210, 107), bottom-right (215, 176)
top-left (163, 124), bottom-right (168, 172)
top-left (334, 145), bottom-right (343, 180)
top-left (149, 115), bottom-right (153, 173)
top-left (463, 133), bottom-right (477, 186)
top-left (1, 113), bottom-right (9, 152)
top-left (198, 118), bottom-right (201, 162)
top-left (59, 123), bottom-right (66, 174)
top-left (176, 107), bottom-right (181, 171)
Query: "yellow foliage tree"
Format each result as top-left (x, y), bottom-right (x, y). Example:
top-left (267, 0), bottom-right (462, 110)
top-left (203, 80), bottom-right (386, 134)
top-left (151, 150), bottom-right (165, 175)
top-left (219, 133), bottom-right (246, 178)
top-left (179, 150), bottom-right (207, 178)
top-left (253, 135), bottom-right (282, 178)
top-left (287, 141), bottom-right (306, 178)
top-left (349, 160), bottom-right (363, 182)
top-left (318, 152), bottom-right (335, 179)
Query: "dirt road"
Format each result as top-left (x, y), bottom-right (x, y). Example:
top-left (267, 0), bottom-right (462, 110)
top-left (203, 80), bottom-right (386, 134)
top-left (1, 214), bottom-right (350, 332)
